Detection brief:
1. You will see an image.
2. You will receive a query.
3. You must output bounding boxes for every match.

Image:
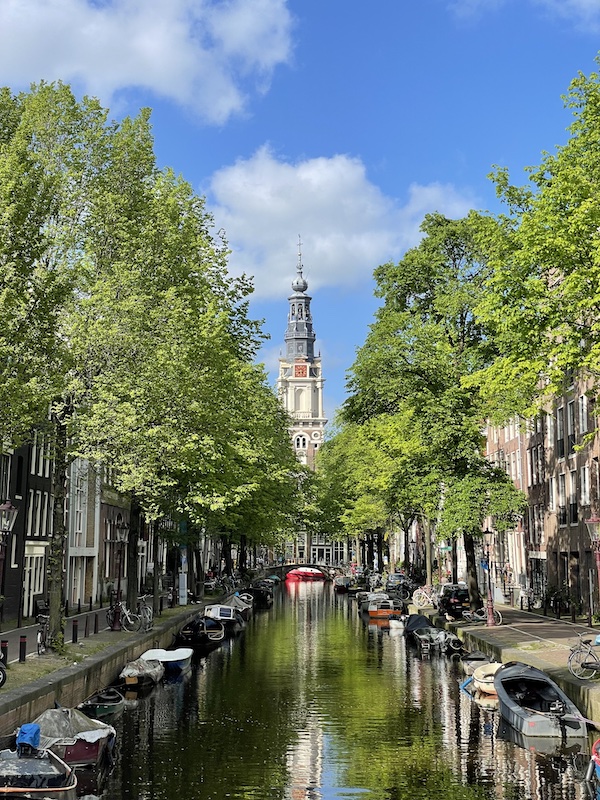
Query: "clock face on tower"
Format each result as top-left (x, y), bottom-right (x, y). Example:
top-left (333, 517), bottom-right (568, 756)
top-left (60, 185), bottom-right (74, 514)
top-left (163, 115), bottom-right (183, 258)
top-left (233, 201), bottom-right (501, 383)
top-left (294, 364), bottom-right (307, 378)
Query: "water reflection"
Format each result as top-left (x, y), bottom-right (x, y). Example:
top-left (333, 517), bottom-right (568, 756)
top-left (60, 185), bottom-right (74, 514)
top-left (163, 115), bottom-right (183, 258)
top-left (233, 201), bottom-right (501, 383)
top-left (98, 582), bottom-right (592, 800)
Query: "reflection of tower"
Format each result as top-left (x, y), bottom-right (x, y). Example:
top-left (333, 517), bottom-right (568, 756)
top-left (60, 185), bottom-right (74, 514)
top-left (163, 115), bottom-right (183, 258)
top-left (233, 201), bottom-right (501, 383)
top-left (277, 238), bottom-right (327, 470)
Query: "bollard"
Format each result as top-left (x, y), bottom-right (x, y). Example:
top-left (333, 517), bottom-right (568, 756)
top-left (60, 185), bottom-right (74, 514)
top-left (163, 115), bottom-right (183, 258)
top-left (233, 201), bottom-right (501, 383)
top-left (1, 640), bottom-right (7, 665)
top-left (159, 596), bottom-right (164, 615)
top-left (72, 619), bottom-right (78, 644)
top-left (64, 601), bottom-right (69, 618)
top-left (84, 615), bottom-right (89, 638)
top-left (94, 613), bottom-right (99, 634)
top-left (77, 599), bottom-right (81, 614)
top-left (19, 635), bottom-right (26, 663)
top-left (571, 604), bottom-right (576, 623)
top-left (89, 596), bottom-right (92, 612)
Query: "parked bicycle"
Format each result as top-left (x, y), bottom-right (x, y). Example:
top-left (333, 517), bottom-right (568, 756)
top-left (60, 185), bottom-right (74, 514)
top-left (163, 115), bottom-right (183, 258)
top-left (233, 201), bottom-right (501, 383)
top-left (138, 594), bottom-right (154, 632)
top-left (36, 613), bottom-right (49, 655)
top-left (106, 601), bottom-right (141, 632)
top-left (412, 586), bottom-right (437, 608)
top-left (568, 632), bottom-right (600, 679)
top-left (462, 606), bottom-right (503, 625)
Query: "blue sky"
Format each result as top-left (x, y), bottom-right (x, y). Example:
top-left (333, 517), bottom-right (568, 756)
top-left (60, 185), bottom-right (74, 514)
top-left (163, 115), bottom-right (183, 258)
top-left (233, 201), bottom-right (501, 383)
top-left (1, 0), bottom-right (600, 422)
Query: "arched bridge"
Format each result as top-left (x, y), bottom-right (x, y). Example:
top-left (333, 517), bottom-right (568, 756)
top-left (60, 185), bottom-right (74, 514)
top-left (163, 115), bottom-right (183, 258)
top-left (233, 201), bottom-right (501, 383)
top-left (265, 564), bottom-right (333, 580)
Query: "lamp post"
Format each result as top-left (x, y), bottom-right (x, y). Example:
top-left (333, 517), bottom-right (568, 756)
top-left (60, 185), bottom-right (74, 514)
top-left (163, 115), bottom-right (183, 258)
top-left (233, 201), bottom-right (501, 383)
top-left (483, 528), bottom-right (496, 627)
top-left (0, 500), bottom-right (18, 618)
top-left (585, 516), bottom-right (600, 617)
top-left (111, 517), bottom-right (129, 631)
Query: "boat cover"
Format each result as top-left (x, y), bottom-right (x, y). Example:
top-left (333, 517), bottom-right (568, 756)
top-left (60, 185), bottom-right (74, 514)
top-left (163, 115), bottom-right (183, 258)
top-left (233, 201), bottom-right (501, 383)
top-left (33, 707), bottom-right (115, 744)
top-left (119, 657), bottom-right (165, 682)
top-left (403, 614), bottom-right (433, 634)
top-left (16, 723), bottom-right (40, 751)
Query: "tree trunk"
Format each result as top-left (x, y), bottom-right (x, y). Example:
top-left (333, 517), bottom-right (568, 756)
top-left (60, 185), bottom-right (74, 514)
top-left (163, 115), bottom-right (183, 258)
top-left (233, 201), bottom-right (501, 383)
top-left (463, 531), bottom-right (482, 608)
top-left (423, 519), bottom-right (433, 587)
top-left (221, 534), bottom-right (233, 575)
top-left (151, 522), bottom-right (161, 616)
top-left (238, 534), bottom-right (247, 575)
top-left (126, 497), bottom-right (141, 612)
top-left (48, 402), bottom-right (72, 650)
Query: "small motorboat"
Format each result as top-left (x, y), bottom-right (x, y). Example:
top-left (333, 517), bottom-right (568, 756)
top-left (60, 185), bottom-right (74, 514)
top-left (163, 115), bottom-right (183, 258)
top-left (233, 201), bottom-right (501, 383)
top-left (403, 614), bottom-right (446, 654)
top-left (333, 576), bottom-right (353, 593)
top-left (472, 662), bottom-right (502, 695)
top-left (225, 593), bottom-right (253, 621)
top-left (140, 647), bottom-right (194, 674)
top-left (460, 650), bottom-right (492, 676)
top-left (357, 592), bottom-right (389, 614)
top-left (285, 567), bottom-right (326, 581)
top-left (30, 707), bottom-right (116, 768)
top-left (494, 661), bottom-right (587, 739)
top-left (204, 604), bottom-right (246, 634)
top-left (175, 614), bottom-right (226, 649)
top-left (0, 733), bottom-right (77, 798)
top-left (388, 614), bottom-right (406, 630)
top-left (367, 598), bottom-right (407, 619)
top-left (119, 656), bottom-right (165, 686)
top-left (78, 687), bottom-right (125, 720)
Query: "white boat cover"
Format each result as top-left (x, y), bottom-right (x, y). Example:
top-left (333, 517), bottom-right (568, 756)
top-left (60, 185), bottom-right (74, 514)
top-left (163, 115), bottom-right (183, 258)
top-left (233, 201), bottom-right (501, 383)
top-left (32, 707), bottom-right (115, 744)
top-left (140, 648), bottom-right (193, 663)
top-left (119, 657), bottom-right (165, 682)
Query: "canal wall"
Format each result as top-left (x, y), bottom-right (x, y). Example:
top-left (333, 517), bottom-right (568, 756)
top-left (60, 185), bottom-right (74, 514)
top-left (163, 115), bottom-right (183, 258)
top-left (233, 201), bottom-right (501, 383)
top-left (0, 606), bottom-right (198, 738)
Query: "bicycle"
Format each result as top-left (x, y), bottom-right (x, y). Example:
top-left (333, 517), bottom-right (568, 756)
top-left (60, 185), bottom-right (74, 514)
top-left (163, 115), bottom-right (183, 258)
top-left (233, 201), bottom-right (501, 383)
top-left (138, 595), bottom-right (154, 632)
top-left (106, 601), bottom-right (141, 632)
top-left (36, 614), bottom-right (49, 655)
top-left (462, 606), bottom-right (503, 625)
top-left (568, 632), bottom-right (600, 679)
top-left (412, 586), bottom-right (437, 608)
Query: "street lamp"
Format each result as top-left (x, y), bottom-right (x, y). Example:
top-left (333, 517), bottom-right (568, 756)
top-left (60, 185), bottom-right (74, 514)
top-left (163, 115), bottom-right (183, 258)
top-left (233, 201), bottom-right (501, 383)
top-left (111, 517), bottom-right (129, 631)
top-left (585, 516), bottom-right (600, 617)
top-left (0, 499), bottom-right (18, 616)
top-left (483, 528), bottom-right (496, 627)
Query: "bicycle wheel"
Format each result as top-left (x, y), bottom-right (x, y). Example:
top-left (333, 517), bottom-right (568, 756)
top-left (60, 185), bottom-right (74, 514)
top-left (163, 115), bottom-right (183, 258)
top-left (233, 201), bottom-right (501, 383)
top-left (106, 608), bottom-right (115, 628)
top-left (568, 648), bottom-right (600, 679)
top-left (122, 612), bottom-right (141, 632)
top-left (37, 629), bottom-right (46, 656)
top-left (492, 609), bottom-right (503, 625)
top-left (0, 664), bottom-right (6, 688)
top-left (397, 585), bottom-right (411, 601)
top-left (412, 589), bottom-right (430, 608)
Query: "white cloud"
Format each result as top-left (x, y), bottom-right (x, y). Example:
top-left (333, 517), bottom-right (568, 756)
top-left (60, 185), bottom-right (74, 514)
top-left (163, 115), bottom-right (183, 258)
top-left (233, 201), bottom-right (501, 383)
top-left (207, 146), bottom-right (478, 299)
top-left (449, 0), bottom-right (600, 30)
top-left (0, 0), bottom-right (294, 123)
top-left (533, 0), bottom-right (600, 31)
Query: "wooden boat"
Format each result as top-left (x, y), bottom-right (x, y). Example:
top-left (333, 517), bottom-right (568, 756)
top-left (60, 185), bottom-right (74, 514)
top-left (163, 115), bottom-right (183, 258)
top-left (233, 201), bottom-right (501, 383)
top-left (285, 567), bottom-right (326, 581)
top-left (78, 687), bottom-right (125, 720)
top-left (367, 598), bottom-right (407, 619)
top-left (140, 647), bottom-right (193, 674)
top-left (30, 708), bottom-right (116, 768)
top-left (0, 747), bottom-right (77, 798)
top-left (472, 661), bottom-right (502, 695)
top-left (225, 593), bottom-right (253, 621)
top-left (119, 656), bottom-right (165, 686)
top-left (204, 604), bottom-right (245, 633)
top-left (175, 614), bottom-right (226, 648)
top-left (460, 650), bottom-right (492, 676)
top-left (493, 661), bottom-right (587, 739)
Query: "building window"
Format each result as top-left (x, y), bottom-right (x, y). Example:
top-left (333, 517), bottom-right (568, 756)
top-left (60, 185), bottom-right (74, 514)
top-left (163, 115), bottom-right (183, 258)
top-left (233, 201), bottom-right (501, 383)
top-left (548, 476), bottom-right (555, 511)
top-left (569, 470), bottom-right (578, 524)
top-left (580, 395), bottom-right (588, 434)
top-left (0, 454), bottom-right (9, 501)
top-left (567, 401), bottom-right (576, 455)
top-left (581, 464), bottom-right (590, 507)
top-left (295, 435), bottom-right (307, 450)
top-left (558, 473), bottom-right (567, 525)
top-left (556, 407), bottom-right (565, 458)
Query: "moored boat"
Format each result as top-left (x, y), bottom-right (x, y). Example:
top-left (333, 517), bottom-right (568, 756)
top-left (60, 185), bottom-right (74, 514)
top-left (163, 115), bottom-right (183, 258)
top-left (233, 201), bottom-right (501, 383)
top-left (460, 650), bottom-right (492, 676)
top-left (204, 604), bottom-right (246, 634)
top-left (77, 687), bottom-right (125, 720)
top-left (285, 567), bottom-right (326, 581)
top-left (472, 661), bottom-right (502, 695)
top-left (175, 614), bottom-right (226, 649)
top-left (119, 656), bottom-right (165, 686)
top-left (30, 708), bottom-right (116, 768)
top-left (494, 661), bottom-right (586, 739)
top-left (0, 743), bottom-right (77, 798)
top-left (367, 598), bottom-right (407, 619)
top-left (140, 647), bottom-right (194, 674)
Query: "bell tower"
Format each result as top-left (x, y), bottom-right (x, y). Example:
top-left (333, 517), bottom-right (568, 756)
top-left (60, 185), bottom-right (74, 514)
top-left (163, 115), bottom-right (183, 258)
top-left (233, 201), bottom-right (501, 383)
top-left (277, 239), bottom-right (327, 469)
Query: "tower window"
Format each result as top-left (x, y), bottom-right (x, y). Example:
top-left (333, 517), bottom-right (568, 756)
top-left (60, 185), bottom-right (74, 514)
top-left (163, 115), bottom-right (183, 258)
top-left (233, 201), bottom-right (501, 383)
top-left (295, 436), bottom-right (307, 450)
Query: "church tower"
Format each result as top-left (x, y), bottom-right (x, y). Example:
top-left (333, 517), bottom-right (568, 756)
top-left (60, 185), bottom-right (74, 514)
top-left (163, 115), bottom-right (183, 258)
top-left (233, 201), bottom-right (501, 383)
top-left (277, 241), bottom-right (327, 469)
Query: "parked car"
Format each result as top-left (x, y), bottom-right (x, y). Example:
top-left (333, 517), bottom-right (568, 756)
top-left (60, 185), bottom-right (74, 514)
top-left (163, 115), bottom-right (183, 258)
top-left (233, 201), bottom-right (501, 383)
top-left (437, 585), bottom-right (470, 619)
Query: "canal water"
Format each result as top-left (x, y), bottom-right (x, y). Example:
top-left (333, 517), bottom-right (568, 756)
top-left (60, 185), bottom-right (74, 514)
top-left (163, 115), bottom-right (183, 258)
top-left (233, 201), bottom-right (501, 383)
top-left (97, 581), bottom-right (594, 800)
